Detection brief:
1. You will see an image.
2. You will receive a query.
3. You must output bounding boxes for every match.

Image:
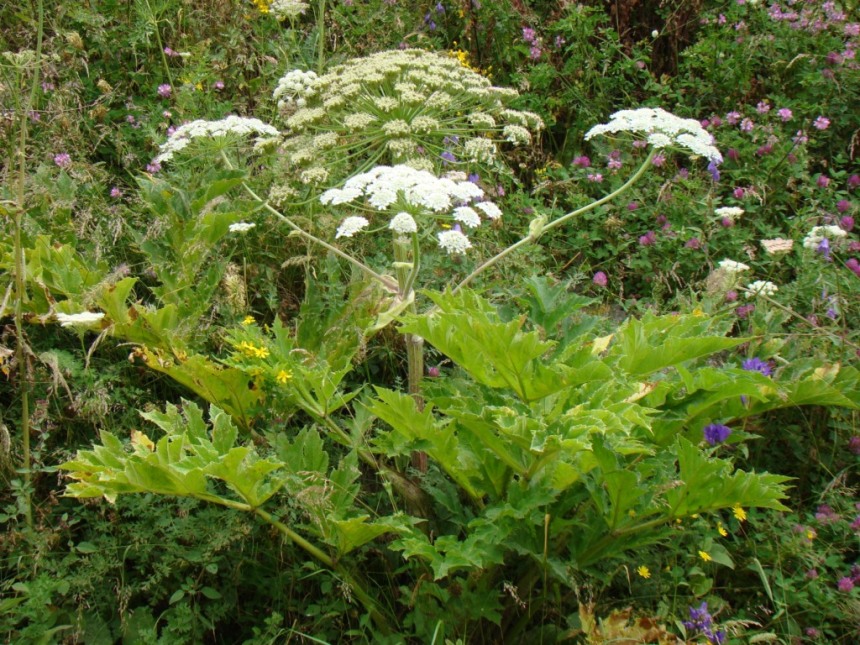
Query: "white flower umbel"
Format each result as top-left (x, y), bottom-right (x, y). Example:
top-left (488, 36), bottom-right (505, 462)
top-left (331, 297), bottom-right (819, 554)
top-left (155, 116), bottom-right (280, 164)
top-left (745, 280), bottom-right (779, 298)
top-left (389, 212), bottom-right (418, 234)
top-left (437, 230), bottom-right (473, 255)
top-left (321, 165), bottom-right (488, 215)
top-left (719, 259), bottom-right (751, 273)
top-left (336, 216), bottom-right (370, 238)
top-left (474, 201), bottom-right (502, 220)
top-left (453, 206), bottom-right (481, 228)
top-left (269, 0), bottom-right (309, 21)
top-left (273, 69), bottom-right (319, 109)
top-left (229, 222), bottom-right (256, 233)
top-left (585, 107), bottom-right (722, 163)
top-left (802, 225), bottom-right (847, 249)
top-left (56, 312), bottom-right (105, 327)
top-left (715, 206), bottom-right (744, 222)
top-left (272, 49), bottom-right (543, 184)
top-left (321, 164), bottom-right (499, 254)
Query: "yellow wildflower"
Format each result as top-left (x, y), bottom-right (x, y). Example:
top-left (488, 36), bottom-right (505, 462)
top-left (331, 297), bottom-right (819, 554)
top-left (805, 529), bottom-right (815, 541)
top-left (698, 550), bottom-right (712, 562)
top-left (733, 505), bottom-right (747, 522)
top-left (276, 369), bottom-right (292, 384)
top-left (717, 522), bottom-right (728, 537)
top-left (636, 565), bottom-right (651, 579)
top-left (252, 0), bottom-right (269, 13)
top-left (242, 315), bottom-right (256, 326)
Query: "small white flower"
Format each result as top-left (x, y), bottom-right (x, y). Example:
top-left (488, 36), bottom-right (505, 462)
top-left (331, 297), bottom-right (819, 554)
top-left (802, 225), bottom-right (847, 249)
top-left (56, 312), bottom-right (105, 327)
top-left (503, 124), bottom-right (532, 145)
top-left (760, 238), bottom-right (794, 255)
top-left (719, 259), bottom-right (751, 273)
top-left (437, 229), bottom-right (472, 255)
top-left (474, 201), bottom-right (502, 220)
top-left (453, 206), bottom-right (481, 228)
top-left (389, 212), bottom-right (418, 234)
top-left (336, 216), bottom-right (370, 238)
top-left (745, 280), bottom-right (779, 298)
top-left (229, 222), bottom-right (256, 233)
top-left (715, 206), bottom-right (744, 222)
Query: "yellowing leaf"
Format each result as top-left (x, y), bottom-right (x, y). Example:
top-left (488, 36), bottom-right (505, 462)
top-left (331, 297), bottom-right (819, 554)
top-left (131, 430), bottom-right (155, 451)
top-left (591, 334), bottom-right (613, 355)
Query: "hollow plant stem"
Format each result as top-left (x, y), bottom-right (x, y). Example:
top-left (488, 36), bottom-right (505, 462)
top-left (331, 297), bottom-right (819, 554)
top-left (453, 149), bottom-right (657, 294)
top-left (10, 0), bottom-right (46, 530)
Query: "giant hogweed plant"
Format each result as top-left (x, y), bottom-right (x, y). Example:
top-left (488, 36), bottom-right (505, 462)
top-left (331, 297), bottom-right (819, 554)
top-left (60, 283), bottom-right (860, 640)
top-left (55, 95), bottom-right (860, 635)
top-left (7, 45), bottom-right (857, 637)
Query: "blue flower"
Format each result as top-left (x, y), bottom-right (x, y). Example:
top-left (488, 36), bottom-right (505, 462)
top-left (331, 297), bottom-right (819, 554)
top-left (704, 424), bottom-right (732, 446)
top-left (742, 357), bottom-right (772, 376)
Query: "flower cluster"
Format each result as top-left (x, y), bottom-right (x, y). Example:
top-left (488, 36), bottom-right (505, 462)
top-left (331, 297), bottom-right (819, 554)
top-left (272, 48), bottom-right (543, 186)
top-left (269, 0), bottom-right (308, 20)
top-left (56, 311), bottom-right (105, 328)
top-left (683, 602), bottom-right (725, 644)
top-left (320, 164), bottom-right (498, 254)
top-left (154, 116), bottom-right (280, 164)
top-left (745, 280), bottom-right (778, 298)
top-left (584, 107), bottom-right (723, 164)
top-left (802, 224), bottom-right (848, 250)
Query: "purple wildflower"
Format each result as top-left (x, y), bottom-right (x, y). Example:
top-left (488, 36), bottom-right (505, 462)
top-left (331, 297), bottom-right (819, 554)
top-left (146, 160), bottom-right (162, 174)
top-left (840, 215), bottom-right (854, 231)
top-left (725, 111), bottom-right (741, 125)
top-left (651, 153), bottom-right (666, 167)
top-left (817, 237), bottom-right (831, 259)
top-left (740, 117), bottom-right (754, 132)
top-left (587, 173), bottom-right (603, 183)
top-left (157, 83), bottom-right (172, 98)
top-left (813, 116), bottom-right (831, 130)
top-left (593, 271), bottom-right (608, 287)
top-left (777, 107), bottom-right (793, 121)
top-left (685, 237), bottom-right (701, 250)
top-left (638, 231), bottom-right (657, 246)
top-left (849, 435), bottom-right (860, 455)
top-left (736, 304), bottom-right (755, 318)
top-left (214, 80), bottom-right (225, 90)
top-left (704, 423), bottom-right (732, 446)
top-left (708, 160), bottom-right (721, 181)
top-left (427, 366), bottom-right (441, 377)
top-left (53, 153), bottom-right (71, 168)
top-left (110, 187), bottom-right (122, 198)
top-left (817, 175), bottom-right (830, 188)
top-left (837, 577), bottom-right (854, 592)
top-left (806, 568), bottom-right (819, 579)
top-left (440, 151), bottom-right (456, 165)
top-left (742, 357), bottom-right (772, 376)
top-left (572, 155), bottom-right (591, 168)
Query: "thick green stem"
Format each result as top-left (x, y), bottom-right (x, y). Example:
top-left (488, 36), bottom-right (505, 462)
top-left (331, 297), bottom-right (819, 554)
top-left (453, 149), bottom-right (657, 294)
top-left (11, 0), bottom-right (46, 530)
top-left (316, 0), bottom-right (326, 74)
top-left (252, 507), bottom-right (393, 635)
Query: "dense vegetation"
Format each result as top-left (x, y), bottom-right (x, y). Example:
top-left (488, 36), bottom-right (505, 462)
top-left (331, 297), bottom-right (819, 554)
top-left (1, 1), bottom-right (858, 642)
